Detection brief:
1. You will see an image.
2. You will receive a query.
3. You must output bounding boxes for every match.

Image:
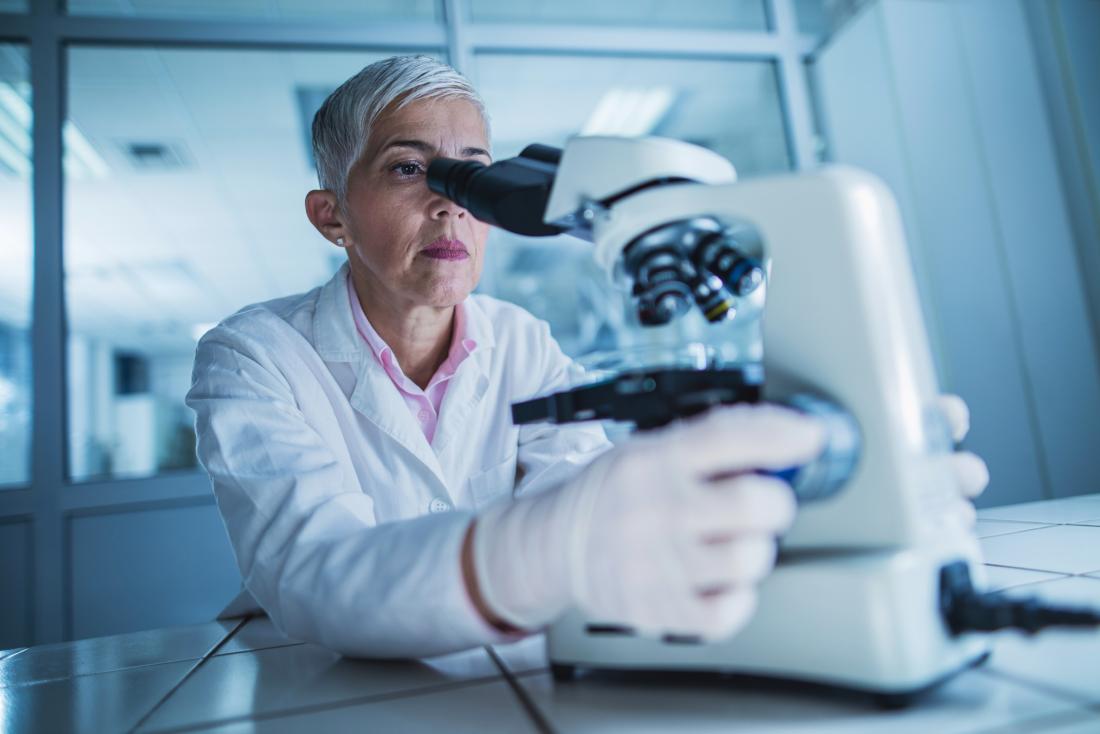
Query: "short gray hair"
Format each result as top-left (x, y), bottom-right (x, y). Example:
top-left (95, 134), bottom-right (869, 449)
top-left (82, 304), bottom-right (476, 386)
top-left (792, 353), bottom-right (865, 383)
top-left (311, 55), bottom-right (489, 206)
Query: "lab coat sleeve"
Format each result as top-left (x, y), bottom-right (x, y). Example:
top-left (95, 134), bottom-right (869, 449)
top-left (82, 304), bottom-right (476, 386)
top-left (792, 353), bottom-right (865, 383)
top-left (187, 325), bottom-right (516, 659)
top-left (514, 320), bottom-right (615, 498)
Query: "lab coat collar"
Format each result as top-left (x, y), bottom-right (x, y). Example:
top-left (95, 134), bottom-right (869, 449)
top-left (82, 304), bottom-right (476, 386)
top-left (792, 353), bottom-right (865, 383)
top-left (312, 262), bottom-right (363, 364)
top-left (459, 293), bottom-right (496, 355)
top-left (311, 262), bottom-right (497, 488)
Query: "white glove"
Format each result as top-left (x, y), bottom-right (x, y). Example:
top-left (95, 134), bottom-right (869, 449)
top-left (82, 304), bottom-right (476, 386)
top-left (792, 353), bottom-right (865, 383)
top-left (937, 394), bottom-right (989, 526)
top-left (472, 404), bottom-right (826, 641)
top-left (937, 393), bottom-right (989, 527)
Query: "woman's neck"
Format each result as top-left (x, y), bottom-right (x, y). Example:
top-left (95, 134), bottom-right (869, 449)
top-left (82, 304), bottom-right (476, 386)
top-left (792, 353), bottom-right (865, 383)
top-left (349, 269), bottom-right (454, 391)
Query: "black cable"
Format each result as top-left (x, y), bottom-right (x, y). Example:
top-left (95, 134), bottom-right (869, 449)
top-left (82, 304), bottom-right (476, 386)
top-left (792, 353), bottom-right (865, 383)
top-left (940, 561), bottom-right (1100, 636)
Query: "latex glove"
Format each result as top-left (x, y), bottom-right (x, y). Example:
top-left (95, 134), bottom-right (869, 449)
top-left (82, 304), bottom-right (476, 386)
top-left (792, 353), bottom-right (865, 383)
top-left (472, 404), bottom-right (827, 641)
top-left (938, 394), bottom-right (990, 526)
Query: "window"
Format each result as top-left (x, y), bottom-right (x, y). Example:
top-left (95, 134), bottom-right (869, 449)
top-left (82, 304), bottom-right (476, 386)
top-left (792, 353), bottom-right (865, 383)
top-left (794, 0), bottom-right (831, 39)
top-left (64, 46), bottom-right (432, 481)
top-left (0, 44), bottom-right (31, 488)
top-left (469, 0), bottom-right (768, 31)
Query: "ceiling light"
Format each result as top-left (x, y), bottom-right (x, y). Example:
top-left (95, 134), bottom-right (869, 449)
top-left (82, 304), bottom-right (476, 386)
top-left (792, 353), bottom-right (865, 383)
top-left (64, 121), bottom-right (110, 179)
top-left (580, 87), bottom-right (676, 137)
top-left (0, 81), bottom-right (110, 180)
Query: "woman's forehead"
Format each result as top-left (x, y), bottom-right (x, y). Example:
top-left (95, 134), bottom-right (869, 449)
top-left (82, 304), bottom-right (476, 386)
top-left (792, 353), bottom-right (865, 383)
top-left (369, 97), bottom-right (489, 155)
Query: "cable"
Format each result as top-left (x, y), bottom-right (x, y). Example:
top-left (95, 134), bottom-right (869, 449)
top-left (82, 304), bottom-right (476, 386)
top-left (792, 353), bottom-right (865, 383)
top-left (940, 561), bottom-right (1100, 636)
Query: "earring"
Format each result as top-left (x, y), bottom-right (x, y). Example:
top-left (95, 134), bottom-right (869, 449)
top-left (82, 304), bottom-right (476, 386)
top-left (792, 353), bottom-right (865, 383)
top-left (335, 237), bottom-right (345, 246)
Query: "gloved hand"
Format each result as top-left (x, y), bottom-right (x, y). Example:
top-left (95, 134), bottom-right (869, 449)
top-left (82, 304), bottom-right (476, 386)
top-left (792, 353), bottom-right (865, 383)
top-left (938, 393), bottom-right (989, 525)
top-left (472, 404), bottom-right (826, 641)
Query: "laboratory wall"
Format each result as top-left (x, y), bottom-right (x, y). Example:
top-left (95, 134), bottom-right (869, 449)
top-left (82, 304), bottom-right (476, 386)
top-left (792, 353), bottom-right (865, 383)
top-left (813, 0), bottom-right (1100, 507)
top-left (1027, 0), bottom-right (1100, 362)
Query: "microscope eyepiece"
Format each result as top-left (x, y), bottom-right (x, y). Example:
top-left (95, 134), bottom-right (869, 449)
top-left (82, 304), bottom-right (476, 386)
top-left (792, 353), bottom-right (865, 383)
top-left (426, 146), bottom-right (567, 237)
top-left (426, 158), bottom-right (487, 211)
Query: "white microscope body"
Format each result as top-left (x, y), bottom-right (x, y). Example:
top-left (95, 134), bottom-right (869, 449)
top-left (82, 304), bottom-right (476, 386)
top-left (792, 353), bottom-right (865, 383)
top-left (431, 136), bottom-right (992, 700)
top-left (546, 137), bottom-right (988, 698)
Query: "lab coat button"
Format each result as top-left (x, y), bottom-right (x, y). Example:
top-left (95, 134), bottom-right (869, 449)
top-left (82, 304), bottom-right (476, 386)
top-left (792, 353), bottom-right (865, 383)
top-left (429, 498), bottom-right (451, 513)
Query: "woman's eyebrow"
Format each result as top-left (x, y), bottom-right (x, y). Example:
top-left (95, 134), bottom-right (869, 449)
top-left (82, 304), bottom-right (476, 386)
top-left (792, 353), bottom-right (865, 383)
top-left (384, 139), bottom-right (433, 154)
top-left (383, 139), bottom-right (490, 159)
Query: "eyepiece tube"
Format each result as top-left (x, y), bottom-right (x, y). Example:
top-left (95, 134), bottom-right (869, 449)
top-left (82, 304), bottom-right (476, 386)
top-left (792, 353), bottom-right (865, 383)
top-left (426, 158), bottom-right (486, 212)
top-left (426, 148), bottom-right (567, 237)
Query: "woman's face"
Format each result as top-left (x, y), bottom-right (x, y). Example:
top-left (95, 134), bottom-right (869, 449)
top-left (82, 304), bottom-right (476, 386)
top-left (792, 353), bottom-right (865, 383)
top-left (341, 96), bottom-right (491, 310)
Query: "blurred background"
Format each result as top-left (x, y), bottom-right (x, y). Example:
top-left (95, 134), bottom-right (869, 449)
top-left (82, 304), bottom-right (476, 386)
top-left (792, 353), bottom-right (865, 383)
top-left (0, 0), bottom-right (1097, 647)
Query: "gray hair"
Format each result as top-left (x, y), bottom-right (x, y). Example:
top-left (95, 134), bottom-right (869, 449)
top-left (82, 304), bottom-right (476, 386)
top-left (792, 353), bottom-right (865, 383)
top-left (311, 55), bottom-right (489, 206)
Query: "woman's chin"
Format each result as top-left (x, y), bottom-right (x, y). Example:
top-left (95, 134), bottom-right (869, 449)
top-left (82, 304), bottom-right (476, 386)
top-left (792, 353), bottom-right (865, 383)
top-left (417, 279), bottom-right (477, 308)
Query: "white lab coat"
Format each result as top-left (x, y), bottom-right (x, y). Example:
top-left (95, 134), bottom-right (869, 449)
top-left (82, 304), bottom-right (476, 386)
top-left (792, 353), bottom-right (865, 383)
top-left (186, 264), bottom-right (611, 658)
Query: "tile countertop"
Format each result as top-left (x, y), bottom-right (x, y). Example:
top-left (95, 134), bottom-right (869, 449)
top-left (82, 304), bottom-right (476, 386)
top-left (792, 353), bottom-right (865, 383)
top-left (4, 494), bottom-right (1100, 733)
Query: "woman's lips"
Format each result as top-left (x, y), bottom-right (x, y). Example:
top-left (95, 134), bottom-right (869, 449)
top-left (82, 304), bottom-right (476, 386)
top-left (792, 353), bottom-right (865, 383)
top-left (420, 238), bottom-right (469, 261)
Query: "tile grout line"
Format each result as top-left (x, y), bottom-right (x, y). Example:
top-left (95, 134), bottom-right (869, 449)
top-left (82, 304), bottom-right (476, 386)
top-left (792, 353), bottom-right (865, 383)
top-left (965, 705), bottom-right (1100, 734)
top-left (979, 667), bottom-right (1100, 709)
top-left (0, 641), bottom-right (306, 692)
top-left (128, 616), bottom-right (252, 734)
top-left (485, 646), bottom-right (556, 734)
top-left (982, 562), bottom-right (1100, 576)
top-left (2, 655), bottom-right (210, 691)
top-left (146, 674), bottom-right (514, 734)
top-left (216, 641), bottom-right (306, 658)
top-left (977, 526), bottom-right (1058, 539)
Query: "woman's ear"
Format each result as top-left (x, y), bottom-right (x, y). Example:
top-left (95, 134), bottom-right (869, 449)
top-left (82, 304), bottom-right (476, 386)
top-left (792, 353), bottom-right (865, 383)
top-left (305, 189), bottom-right (351, 248)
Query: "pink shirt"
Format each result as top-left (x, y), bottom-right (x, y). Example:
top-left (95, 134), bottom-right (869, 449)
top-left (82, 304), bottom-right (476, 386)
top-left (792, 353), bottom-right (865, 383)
top-left (347, 276), bottom-right (477, 444)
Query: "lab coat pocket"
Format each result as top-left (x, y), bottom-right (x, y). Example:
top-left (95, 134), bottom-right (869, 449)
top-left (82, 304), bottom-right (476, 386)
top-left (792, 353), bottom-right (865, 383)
top-left (468, 453), bottom-right (518, 511)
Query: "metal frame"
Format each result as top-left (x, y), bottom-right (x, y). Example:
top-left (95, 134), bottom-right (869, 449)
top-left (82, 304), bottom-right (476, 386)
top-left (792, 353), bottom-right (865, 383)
top-left (0, 0), bottom-right (822, 645)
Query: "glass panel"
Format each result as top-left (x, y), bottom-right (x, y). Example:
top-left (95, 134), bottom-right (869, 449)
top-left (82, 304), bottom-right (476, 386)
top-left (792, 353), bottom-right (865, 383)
top-left (67, 0), bottom-right (438, 22)
top-left (795, 0), bottom-right (831, 39)
top-left (470, 0), bottom-right (768, 31)
top-left (477, 54), bottom-right (789, 177)
top-left (473, 53), bottom-right (788, 359)
top-left (64, 47), bottom-right (432, 482)
top-left (0, 44), bottom-right (31, 488)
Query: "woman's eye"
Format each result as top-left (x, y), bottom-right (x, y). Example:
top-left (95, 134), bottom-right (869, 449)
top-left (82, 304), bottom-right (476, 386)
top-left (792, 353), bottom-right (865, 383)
top-left (391, 161), bottom-right (424, 177)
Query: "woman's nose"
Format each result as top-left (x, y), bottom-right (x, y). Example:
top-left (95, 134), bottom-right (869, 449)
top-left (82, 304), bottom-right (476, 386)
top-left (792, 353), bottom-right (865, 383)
top-left (430, 195), bottom-right (467, 220)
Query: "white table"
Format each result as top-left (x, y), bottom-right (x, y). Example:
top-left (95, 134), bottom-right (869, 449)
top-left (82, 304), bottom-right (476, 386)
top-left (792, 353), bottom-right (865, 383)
top-left (4, 494), bottom-right (1100, 733)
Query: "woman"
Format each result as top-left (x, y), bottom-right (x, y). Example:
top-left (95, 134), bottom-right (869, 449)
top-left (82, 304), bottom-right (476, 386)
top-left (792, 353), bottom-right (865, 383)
top-left (187, 56), bottom-right (986, 658)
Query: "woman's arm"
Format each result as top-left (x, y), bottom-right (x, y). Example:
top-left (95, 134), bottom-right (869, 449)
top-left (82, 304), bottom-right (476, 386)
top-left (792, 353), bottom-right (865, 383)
top-left (187, 327), bottom-right (518, 658)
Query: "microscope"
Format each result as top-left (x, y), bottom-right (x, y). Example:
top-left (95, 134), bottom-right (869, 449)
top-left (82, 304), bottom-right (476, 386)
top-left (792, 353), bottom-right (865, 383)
top-left (428, 136), bottom-right (1099, 706)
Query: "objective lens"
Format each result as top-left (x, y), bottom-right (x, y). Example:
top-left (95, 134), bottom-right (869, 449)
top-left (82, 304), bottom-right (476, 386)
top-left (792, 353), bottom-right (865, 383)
top-left (689, 268), bottom-right (736, 323)
top-left (627, 248), bottom-right (694, 326)
top-left (623, 218), bottom-right (745, 326)
top-left (695, 238), bottom-right (764, 299)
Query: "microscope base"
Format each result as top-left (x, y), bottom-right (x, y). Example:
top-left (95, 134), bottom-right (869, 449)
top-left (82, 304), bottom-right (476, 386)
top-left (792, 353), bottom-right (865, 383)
top-left (546, 547), bottom-right (991, 701)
